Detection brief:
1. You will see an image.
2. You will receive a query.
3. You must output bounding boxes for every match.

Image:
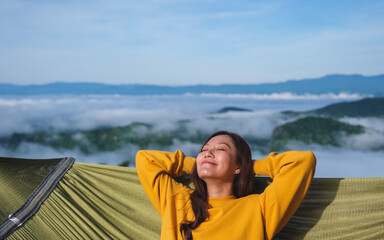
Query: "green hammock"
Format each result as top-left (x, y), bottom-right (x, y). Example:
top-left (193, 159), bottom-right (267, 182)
top-left (1, 157), bottom-right (383, 239)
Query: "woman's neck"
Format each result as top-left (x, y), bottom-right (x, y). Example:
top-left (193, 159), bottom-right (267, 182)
top-left (206, 180), bottom-right (234, 198)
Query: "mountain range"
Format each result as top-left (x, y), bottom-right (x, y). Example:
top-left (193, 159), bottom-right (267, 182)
top-left (1, 74), bottom-right (383, 96)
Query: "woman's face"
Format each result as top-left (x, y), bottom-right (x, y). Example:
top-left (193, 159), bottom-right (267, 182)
top-left (196, 135), bottom-right (238, 183)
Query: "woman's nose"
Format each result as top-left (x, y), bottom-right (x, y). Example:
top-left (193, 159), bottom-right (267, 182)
top-left (204, 149), bottom-right (213, 158)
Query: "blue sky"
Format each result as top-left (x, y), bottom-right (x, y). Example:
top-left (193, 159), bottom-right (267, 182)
top-left (1, 0), bottom-right (383, 85)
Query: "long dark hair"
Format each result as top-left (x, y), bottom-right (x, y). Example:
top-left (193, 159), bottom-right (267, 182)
top-left (180, 131), bottom-right (255, 240)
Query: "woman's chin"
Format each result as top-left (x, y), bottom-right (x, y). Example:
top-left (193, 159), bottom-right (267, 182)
top-left (198, 172), bottom-right (214, 181)
top-left (198, 173), bottom-right (221, 182)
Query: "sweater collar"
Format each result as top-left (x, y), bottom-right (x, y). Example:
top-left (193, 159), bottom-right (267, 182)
top-left (208, 195), bottom-right (236, 207)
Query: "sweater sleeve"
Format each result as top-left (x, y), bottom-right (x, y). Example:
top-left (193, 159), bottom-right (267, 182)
top-left (253, 151), bottom-right (316, 239)
top-left (135, 150), bottom-right (196, 215)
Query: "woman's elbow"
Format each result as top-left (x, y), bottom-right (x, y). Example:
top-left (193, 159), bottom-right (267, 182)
top-left (290, 151), bottom-right (316, 172)
top-left (135, 150), bottom-right (148, 169)
top-left (300, 151), bottom-right (317, 174)
top-left (306, 151), bottom-right (316, 166)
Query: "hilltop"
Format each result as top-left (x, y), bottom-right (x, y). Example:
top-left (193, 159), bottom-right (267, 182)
top-left (283, 97), bottom-right (384, 118)
top-left (268, 116), bottom-right (365, 151)
top-left (310, 97), bottom-right (384, 117)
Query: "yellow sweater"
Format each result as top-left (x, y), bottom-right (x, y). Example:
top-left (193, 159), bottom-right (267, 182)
top-left (136, 150), bottom-right (316, 240)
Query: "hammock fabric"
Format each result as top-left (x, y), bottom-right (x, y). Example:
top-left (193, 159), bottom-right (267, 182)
top-left (1, 157), bottom-right (383, 240)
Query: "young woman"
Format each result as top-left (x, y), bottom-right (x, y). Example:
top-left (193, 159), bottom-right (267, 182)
top-left (136, 131), bottom-right (316, 240)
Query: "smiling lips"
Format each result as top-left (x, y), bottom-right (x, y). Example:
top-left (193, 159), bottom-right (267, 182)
top-left (202, 160), bottom-right (216, 165)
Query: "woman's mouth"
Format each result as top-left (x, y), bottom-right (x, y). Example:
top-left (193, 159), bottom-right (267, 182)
top-left (202, 160), bottom-right (216, 165)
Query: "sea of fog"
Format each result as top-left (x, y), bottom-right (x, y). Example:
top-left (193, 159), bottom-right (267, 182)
top-left (0, 93), bottom-right (383, 178)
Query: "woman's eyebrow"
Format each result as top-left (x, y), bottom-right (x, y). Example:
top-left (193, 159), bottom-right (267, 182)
top-left (216, 142), bottom-right (232, 148)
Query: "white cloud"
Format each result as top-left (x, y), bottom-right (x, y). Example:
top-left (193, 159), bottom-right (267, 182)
top-left (199, 92), bottom-right (365, 100)
top-left (185, 110), bottom-right (284, 139)
top-left (0, 94), bottom-right (357, 136)
top-left (169, 138), bottom-right (202, 157)
top-left (341, 129), bottom-right (384, 151)
top-left (340, 117), bottom-right (384, 132)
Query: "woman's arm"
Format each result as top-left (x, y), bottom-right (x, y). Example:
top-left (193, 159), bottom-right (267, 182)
top-left (253, 151), bottom-right (316, 239)
top-left (135, 150), bottom-right (195, 215)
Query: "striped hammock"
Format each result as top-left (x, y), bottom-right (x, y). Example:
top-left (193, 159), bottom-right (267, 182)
top-left (1, 157), bottom-right (383, 239)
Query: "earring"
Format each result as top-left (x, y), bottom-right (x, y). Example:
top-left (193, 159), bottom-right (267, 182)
top-left (235, 169), bottom-right (240, 174)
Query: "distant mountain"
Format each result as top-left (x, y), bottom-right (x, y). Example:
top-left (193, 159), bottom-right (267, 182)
top-left (311, 97), bottom-right (384, 117)
top-left (1, 74), bottom-right (383, 96)
top-left (283, 97), bottom-right (384, 118)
